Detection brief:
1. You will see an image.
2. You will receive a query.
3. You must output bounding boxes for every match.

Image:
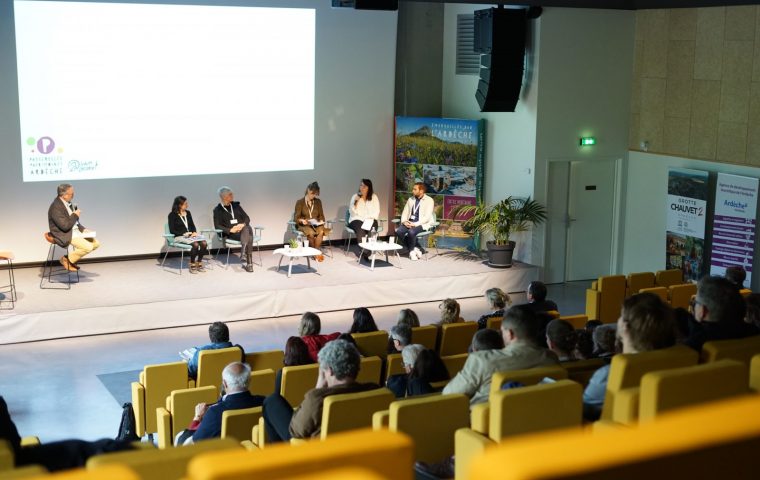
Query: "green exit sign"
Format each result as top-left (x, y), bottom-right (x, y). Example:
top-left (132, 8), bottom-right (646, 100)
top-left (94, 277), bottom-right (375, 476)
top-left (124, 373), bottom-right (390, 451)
top-left (580, 137), bottom-right (596, 146)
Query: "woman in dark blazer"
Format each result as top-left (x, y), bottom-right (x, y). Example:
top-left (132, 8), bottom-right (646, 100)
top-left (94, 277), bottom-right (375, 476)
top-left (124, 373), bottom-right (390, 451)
top-left (168, 196), bottom-right (208, 273)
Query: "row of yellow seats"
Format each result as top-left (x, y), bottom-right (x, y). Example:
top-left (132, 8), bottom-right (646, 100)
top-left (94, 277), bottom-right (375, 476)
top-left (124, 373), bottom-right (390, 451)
top-left (134, 324), bottom-right (481, 439)
top-left (586, 269), bottom-right (685, 323)
top-left (20, 393), bottom-right (760, 480)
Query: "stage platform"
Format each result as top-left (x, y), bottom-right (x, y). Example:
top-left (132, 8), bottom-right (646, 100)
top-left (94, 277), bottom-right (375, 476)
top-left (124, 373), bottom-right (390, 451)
top-left (0, 247), bottom-right (538, 345)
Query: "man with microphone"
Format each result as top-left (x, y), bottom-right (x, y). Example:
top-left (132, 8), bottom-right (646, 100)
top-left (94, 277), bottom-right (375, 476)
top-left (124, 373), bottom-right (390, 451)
top-left (47, 183), bottom-right (100, 272)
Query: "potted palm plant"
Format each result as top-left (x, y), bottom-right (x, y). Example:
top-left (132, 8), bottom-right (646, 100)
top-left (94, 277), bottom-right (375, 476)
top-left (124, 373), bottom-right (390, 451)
top-left (452, 196), bottom-right (547, 267)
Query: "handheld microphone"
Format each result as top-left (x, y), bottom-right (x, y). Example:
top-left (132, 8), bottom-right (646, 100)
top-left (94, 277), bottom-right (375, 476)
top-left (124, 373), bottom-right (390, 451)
top-left (71, 203), bottom-right (78, 211)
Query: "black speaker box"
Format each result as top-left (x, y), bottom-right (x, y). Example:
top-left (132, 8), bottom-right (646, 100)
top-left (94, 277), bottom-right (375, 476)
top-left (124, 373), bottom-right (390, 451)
top-left (354, 0), bottom-right (398, 10)
top-left (474, 8), bottom-right (527, 112)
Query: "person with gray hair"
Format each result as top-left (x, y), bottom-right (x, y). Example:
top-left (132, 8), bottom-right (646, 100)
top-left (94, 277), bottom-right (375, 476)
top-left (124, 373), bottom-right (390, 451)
top-left (47, 183), bottom-right (100, 271)
top-left (388, 343), bottom-right (424, 397)
top-left (176, 362), bottom-right (264, 445)
top-left (213, 186), bottom-right (256, 272)
top-left (389, 323), bottom-right (413, 352)
top-left (477, 287), bottom-right (511, 329)
top-left (262, 339), bottom-right (379, 442)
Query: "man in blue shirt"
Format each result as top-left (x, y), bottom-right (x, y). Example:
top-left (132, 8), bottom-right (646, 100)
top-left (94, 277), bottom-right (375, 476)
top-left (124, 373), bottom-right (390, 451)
top-left (185, 322), bottom-right (234, 379)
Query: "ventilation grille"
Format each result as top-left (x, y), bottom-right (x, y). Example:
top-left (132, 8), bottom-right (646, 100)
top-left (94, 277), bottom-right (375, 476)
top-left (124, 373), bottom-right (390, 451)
top-left (456, 14), bottom-right (480, 76)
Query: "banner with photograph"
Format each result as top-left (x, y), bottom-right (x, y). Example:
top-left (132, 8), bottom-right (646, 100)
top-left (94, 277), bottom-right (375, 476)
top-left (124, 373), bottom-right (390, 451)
top-left (393, 117), bottom-right (485, 250)
top-left (666, 168), bottom-right (709, 282)
top-left (709, 173), bottom-right (758, 284)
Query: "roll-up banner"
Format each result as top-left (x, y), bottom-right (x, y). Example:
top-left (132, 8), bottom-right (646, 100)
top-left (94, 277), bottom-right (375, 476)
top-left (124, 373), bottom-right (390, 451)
top-left (666, 168), bottom-right (709, 282)
top-left (709, 173), bottom-right (758, 284)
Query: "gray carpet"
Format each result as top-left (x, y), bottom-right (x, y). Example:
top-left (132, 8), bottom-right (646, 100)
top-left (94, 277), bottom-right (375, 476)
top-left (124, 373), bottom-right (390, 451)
top-left (97, 369), bottom-right (142, 406)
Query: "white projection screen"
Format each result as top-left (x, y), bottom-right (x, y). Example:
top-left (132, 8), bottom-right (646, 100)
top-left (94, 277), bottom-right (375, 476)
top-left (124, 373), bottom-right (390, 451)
top-left (0, 1), bottom-right (397, 262)
top-left (14, 1), bottom-right (316, 181)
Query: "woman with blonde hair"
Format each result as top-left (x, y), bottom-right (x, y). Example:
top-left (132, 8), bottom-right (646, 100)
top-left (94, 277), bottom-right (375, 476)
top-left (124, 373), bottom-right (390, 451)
top-left (477, 287), bottom-right (511, 329)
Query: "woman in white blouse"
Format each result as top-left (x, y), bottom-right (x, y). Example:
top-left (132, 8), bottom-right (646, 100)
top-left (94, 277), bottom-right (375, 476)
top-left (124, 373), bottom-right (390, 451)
top-left (348, 178), bottom-right (380, 238)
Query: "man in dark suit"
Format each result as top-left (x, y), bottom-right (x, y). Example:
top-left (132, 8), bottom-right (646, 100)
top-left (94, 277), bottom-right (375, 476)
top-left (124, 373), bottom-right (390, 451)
top-left (47, 183), bottom-right (100, 271)
top-left (176, 362), bottom-right (264, 445)
top-left (213, 186), bottom-right (255, 273)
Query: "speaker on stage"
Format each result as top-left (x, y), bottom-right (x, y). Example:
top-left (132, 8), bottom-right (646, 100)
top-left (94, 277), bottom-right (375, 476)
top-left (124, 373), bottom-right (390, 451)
top-left (474, 7), bottom-right (527, 112)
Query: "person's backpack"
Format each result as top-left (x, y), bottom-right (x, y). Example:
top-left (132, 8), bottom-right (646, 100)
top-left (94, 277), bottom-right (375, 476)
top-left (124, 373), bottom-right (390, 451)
top-left (116, 402), bottom-right (139, 442)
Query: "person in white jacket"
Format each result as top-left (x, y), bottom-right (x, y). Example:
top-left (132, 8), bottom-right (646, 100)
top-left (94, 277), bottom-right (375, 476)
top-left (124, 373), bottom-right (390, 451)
top-left (396, 182), bottom-right (435, 261)
top-left (348, 179), bottom-right (380, 239)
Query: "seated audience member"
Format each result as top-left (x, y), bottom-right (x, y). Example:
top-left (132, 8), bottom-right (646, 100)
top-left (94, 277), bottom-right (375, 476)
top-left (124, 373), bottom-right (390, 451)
top-left (591, 323), bottom-right (618, 360)
top-left (349, 307), bottom-right (379, 334)
top-left (186, 322), bottom-right (236, 380)
top-left (275, 337), bottom-right (315, 393)
top-left (337, 332), bottom-right (359, 349)
top-left (262, 339), bottom-right (378, 442)
top-left (585, 320), bottom-right (603, 332)
top-left (470, 328), bottom-right (505, 352)
top-left (744, 293), bottom-right (760, 334)
top-left (684, 276), bottom-right (757, 351)
top-left (387, 343), bottom-right (425, 398)
top-left (583, 293), bottom-right (676, 421)
top-left (524, 281), bottom-right (559, 314)
top-left (298, 311), bottom-right (340, 362)
top-left (442, 305), bottom-right (559, 405)
top-left (725, 265), bottom-right (747, 290)
top-left (673, 307), bottom-right (693, 342)
top-left (477, 288), bottom-right (511, 329)
top-left (177, 362), bottom-right (265, 445)
top-left (434, 298), bottom-right (464, 350)
top-left (546, 319), bottom-right (578, 362)
top-left (389, 323), bottom-right (413, 353)
top-left (574, 329), bottom-right (595, 360)
top-left (1, 396), bottom-right (134, 472)
top-left (407, 349), bottom-right (449, 395)
top-left (397, 308), bottom-right (421, 328)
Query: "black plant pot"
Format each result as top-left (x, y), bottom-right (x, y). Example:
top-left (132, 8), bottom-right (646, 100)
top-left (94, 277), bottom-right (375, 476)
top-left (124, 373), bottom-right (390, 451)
top-left (486, 241), bottom-right (515, 268)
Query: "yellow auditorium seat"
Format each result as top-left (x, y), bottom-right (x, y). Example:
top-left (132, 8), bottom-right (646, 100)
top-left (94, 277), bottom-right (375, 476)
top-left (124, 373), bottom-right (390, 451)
top-left (489, 365), bottom-right (568, 396)
top-left (1, 439), bottom-right (14, 471)
top-left (441, 353), bottom-right (468, 378)
top-left (585, 275), bottom-right (626, 323)
top-left (545, 310), bottom-right (561, 319)
top-left (285, 467), bottom-right (393, 480)
top-left (248, 369), bottom-right (276, 397)
top-left (486, 316), bottom-right (503, 330)
top-left (455, 380), bottom-right (584, 480)
top-left (668, 283), bottom-right (696, 310)
top-left (740, 288), bottom-right (752, 298)
top-left (186, 429), bottom-right (414, 480)
top-left (637, 360), bottom-right (749, 423)
top-left (601, 344), bottom-right (698, 422)
top-left (156, 385), bottom-right (218, 448)
top-left (563, 358), bottom-right (606, 387)
top-left (411, 325), bottom-right (438, 350)
top-left (469, 365), bottom-right (568, 435)
top-left (467, 394), bottom-right (760, 480)
top-left (438, 322), bottom-right (478, 356)
top-left (625, 271), bottom-right (655, 297)
top-left (280, 363), bottom-right (320, 407)
top-left (27, 465), bottom-right (139, 480)
top-left (751, 354), bottom-right (760, 392)
top-left (351, 331), bottom-right (389, 359)
top-left (701, 335), bottom-right (760, 364)
top-left (244, 350), bottom-right (284, 372)
top-left (4, 465), bottom-right (47, 479)
top-left (637, 286), bottom-right (668, 302)
top-left (195, 347), bottom-right (244, 393)
top-left (131, 361), bottom-right (190, 438)
top-left (385, 353), bottom-right (405, 381)
top-left (221, 406), bottom-right (263, 443)
top-left (655, 268), bottom-right (683, 288)
top-left (87, 438), bottom-right (239, 480)
top-left (375, 393), bottom-right (470, 464)
top-left (356, 356), bottom-right (383, 385)
top-left (559, 314), bottom-right (587, 329)
top-left (309, 388), bottom-right (395, 441)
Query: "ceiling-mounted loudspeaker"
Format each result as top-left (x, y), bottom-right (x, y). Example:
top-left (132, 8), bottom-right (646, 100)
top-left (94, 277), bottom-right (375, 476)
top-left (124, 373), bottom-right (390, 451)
top-left (474, 7), bottom-right (527, 112)
top-left (332, 0), bottom-right (398, 10)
